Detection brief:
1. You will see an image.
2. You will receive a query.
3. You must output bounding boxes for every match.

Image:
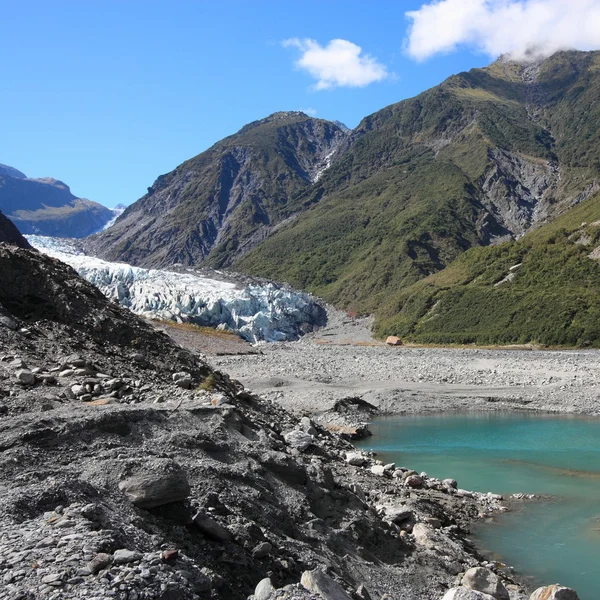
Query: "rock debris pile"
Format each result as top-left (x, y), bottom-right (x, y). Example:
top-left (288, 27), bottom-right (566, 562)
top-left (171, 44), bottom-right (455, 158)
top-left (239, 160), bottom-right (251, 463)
top-left (0, 243), bottom-right (580, 599)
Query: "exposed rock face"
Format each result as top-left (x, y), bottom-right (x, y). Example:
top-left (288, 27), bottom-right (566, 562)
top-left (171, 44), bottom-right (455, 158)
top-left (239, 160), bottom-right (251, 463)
top-left (0, 166), bottom-right (114, 237)
top-left (0, 211), bottom-right (31, 248)
top-left (89, 112), bottom-right (348, 269)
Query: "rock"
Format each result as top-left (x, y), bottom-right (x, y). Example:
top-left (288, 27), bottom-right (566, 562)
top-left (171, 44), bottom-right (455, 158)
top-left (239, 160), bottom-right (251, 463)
top-left (300, 568), bottom-right (353, 600)
top-left (404, 474), bottom-right (423, 488)
top-left (370, 465), bottom-right (386, 476)
top-left (345, 452), bottom-right (368, 466)
top-left (15, 369), bottom-right (35, 385)
top-left (252, 541), bottom-right (272, 559)
top-left (0, 315), bottom-right (17, 330)
top-left (113, 549), bottom-right (143, 564)
top-left (443, 478), bottom-right (458, 489)
top-left (384, 506), bottom-right (413, 524)
top-left (172, 371), bottom-right (192, 389)
top-left (193, 511), bottom-right (233, 542)
top-left (10, 358), bottom-right (27, 369)
top-left (284, 429), bottom-right (314, 451)
top-left (529, 585), bottom-right (580, 600)
top-left (412, 523), bottom-right (435, 547)
top-left (442, 588), bottom-right (496, 600)
top-left (300, 416), bottom-right (318, 435)
top-left (462, 567), bottom-right (509, 600)
top-left (87, 553), bottom-right (112, 574)
top-left (255, 577), bottom-right (276, 600)
top-left (118, 462), bottom-right (191, 508)
top-left (41, 572), bottom-right (64, 586)
top-left (355, 583), bottom-right (372, 600)
top-left (385, 336), bottom-right (402, 346)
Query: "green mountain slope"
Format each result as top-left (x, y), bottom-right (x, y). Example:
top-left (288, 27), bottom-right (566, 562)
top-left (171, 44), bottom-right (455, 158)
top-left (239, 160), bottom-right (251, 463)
top-left (375, 191), bottom-right (600, 347)
top-left (90, 112), bottom-right (348, 268)
top-left (237, 51), bottom-right (600, 320)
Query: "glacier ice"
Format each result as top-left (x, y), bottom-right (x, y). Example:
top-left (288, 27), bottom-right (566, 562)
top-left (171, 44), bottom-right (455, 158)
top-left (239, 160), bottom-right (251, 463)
top-left (26, 236), bottom-right (326, 343)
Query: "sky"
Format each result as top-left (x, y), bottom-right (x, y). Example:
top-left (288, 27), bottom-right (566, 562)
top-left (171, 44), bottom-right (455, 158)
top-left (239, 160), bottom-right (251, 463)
top-left (2, 0), bottom-right (600, 208)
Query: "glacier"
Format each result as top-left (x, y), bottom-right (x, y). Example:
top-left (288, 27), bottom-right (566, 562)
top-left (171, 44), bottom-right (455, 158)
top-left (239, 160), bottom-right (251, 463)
top-left (26, 236), bottom-right (326, 343)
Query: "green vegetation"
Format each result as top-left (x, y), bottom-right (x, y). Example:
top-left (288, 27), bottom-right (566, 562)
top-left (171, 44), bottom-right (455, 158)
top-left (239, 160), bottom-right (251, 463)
top-left (375, 192), bottom-right (600, 347)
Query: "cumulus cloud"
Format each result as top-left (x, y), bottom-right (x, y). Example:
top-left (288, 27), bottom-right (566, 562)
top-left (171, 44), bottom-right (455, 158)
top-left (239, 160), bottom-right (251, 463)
top-left (283, 38), bottom-right (388, 89)
top-left (406, 0), bottom-right (600, 61)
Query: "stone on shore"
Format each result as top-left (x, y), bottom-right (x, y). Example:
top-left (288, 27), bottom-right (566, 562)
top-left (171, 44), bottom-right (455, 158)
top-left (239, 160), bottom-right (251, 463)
top-left (462, 567), bottom-right (509, 600)
top-left (529, 585), bottom-right (580, 600)
top-left (255, 577), bottom-right (275, 600)
top-left (284, 429), bottom-right (314, 451)
top-left (442, 588), bottom-right (496, 600)
top-left (385, 336), bottom-right (402, 346)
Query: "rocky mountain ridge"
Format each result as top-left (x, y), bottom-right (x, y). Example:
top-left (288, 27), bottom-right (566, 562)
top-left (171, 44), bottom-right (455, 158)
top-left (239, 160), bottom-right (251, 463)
top-left (0, 165), bottom-right (116, 238)
top-left (90, 112), bottom-right (349, 268)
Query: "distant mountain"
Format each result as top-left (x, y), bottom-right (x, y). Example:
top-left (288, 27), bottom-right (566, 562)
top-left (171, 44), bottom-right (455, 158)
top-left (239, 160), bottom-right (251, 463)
top-left (0, 167), bottom-right (115, 238)
top-left (91, 51), bottom-right (600, 345)
top-left (0, 164), bottom-right (26, 179)
top-left (0, 210), bottom-right (31, 248)
top-left (89, 112), bottom-right (349, 267)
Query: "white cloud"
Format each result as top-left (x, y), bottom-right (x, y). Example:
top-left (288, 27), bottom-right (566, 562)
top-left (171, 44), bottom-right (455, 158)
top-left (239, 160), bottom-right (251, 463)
top-left (300, 107), bottom-right (318, 116)
top-left (406, 0), bottom-right (600, 61)
top-left (283, 38), bottom-right (388, 89)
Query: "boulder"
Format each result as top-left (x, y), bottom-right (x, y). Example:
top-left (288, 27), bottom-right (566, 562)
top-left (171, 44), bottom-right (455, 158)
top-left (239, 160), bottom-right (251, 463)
top-left (118, 462), bottom-right (191, 509)
top-left (443, 478), bottom-right (458, 489)
top-left (462, 567), bottom-right (509, 600)
top-left (404, 474), bottom-right (423, 488)
top-left (252, 541), bottom-right (272, 559)
top-left (442, 589), bottom-right (496, 600)
top-left (15, 369), bottom-right (35, 385)
top-left (529, 585), bottom-right (580, 600)
top-left (345, 452), bottom-right (368, 467)
top-left (193, 511), bottom-right (233, 542)
top-left (284, 429), bottom-right (314, 452)
top-left (255, 577), bottom-right (275, 600)
top-left (385, 336), bottom-right (402, 346)
top-left (112, 549), bottom-right (142, 564)
top-left (370, 465), bottom-right (386, 476)
top-left (172, 371), bottom-right (192, 389)
top-left (300, 568), bottom-right (353, 600)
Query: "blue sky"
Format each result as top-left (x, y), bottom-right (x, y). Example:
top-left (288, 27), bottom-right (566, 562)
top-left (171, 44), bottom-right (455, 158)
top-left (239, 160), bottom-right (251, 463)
top-left (2, 0), bottom-right (598, 207)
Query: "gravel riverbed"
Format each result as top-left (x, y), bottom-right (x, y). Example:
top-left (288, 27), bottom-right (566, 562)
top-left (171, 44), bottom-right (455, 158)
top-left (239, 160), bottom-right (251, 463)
top-left (209, 311), bottom-right (600, 418)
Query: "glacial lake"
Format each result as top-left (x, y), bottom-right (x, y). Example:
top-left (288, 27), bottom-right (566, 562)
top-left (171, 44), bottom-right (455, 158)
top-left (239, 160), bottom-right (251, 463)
top-left (356, 412), bottom-right (600, 600)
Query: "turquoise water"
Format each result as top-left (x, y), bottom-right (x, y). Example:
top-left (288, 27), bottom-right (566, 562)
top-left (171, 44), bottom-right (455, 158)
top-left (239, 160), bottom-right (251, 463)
top-left (357, 412), bottom-right (600, 600)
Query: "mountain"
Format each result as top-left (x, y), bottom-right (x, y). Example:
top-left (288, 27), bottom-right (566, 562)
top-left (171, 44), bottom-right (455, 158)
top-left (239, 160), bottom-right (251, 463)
top-left (92, 51), bottom-right (600, 344)
top-left (374, 189), bottom-right (600, 347)
top-left (0, 210), bottom-right (31, 248)
top-left (0, 167), bottom-right (115, 237)
top-left (237, 51), bottom-right (600, 315)
top-left (89, 112), bottom-right (348, 267)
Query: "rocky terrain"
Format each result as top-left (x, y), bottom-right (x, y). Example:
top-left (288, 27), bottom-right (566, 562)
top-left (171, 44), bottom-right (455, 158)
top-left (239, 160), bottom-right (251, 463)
top-left (0, 231), bottom-right (575, 599)
top-left (0, 164), bottom-right (116, 237)
top-left (211, 309), bottom-right (600, 418)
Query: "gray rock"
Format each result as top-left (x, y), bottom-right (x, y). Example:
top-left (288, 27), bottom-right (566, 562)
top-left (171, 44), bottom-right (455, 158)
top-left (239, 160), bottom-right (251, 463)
top-left (252, 541), bottom-right (272, 559)
top-left (442, 588), bottom-right (496, 600)
top-left (529, 585), bottom-right (580, 600)
top-left (443, 478), bottom-right (458, 489)
top-left (300, 416), bottom-right (318, 436)
top-left (255, 577), bottom-right (276, 600)
top-left (118, 462), bottom-right (191, 509)
top-left (193, 511), bottom-right (233, 542)
top-left (15, 369), bottom-right (35, 385)
top-left (284, 429), bottom-right (314, 451)
top-left (462, 567), bottom-right (509, 600)
top-left (404, 474), bottom-right (423, 488)
top-left (172, 371), bottom-right (192, 389)
top-left (370, 465), bottom-right (386, 476)
top-left (113, 549), bottom-right (143, 564)
top-left (300, 568), bottom-right (352, 600)
top-left (87, 553), bottom-right (112, 574)
top-left (345, 451), bottom-right (368, 466)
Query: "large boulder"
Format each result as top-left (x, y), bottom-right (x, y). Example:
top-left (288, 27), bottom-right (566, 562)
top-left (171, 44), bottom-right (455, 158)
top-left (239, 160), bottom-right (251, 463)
top-left (385, 336), bottom-right (402, 346)
top-left (442, 588), bottom-right (496, 600)
top-left (529, 585), bottom-right (580, 600)
top-left (118, 461), bottom-right (191, 509)
top-left (462, 567), bottom-right (509, 600)
top-left (301, 568), bottom-right (353, 600)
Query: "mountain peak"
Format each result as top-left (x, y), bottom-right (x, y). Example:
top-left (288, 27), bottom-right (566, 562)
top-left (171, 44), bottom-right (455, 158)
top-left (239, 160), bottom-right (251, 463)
top-left (0, 164), bottom-right (26, 179)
